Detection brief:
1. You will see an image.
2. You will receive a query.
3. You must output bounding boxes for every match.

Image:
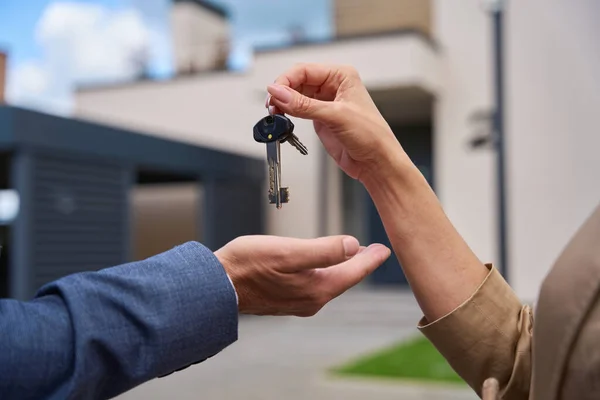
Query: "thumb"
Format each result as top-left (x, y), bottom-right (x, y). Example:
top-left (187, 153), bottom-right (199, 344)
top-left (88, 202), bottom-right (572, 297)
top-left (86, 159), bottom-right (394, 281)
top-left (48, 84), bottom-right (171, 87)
top-left (277, 235), bottom-right (360, 272)
top-left (267, 84), bottom-right (336, 122)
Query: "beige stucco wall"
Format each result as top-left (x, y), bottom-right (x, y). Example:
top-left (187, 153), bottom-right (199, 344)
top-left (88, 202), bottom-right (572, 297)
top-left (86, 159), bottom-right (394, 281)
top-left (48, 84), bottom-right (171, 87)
top-left (171, 2), bottom-right (229, 74)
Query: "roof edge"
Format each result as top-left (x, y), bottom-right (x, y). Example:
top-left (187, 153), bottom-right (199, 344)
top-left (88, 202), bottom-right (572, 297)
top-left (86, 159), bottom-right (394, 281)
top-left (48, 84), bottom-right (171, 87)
top-left (255, 29), bottom-right (438, 55)
top-left (75, 69), bottom-right (247, 94)
top-left (173, 0), bottom-right (229, 19)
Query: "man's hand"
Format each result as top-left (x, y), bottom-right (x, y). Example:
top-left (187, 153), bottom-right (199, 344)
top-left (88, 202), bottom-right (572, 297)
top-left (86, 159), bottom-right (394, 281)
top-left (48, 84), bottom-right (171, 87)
top-left (266, 63), bottom-right (411, 184)
top-left (214, 235), bottom-right (390, 317)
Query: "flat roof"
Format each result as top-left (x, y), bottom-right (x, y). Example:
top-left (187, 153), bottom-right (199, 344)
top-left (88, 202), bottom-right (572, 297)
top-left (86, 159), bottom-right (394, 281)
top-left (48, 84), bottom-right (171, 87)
top-left (0, 106), bottom-right (264, 181)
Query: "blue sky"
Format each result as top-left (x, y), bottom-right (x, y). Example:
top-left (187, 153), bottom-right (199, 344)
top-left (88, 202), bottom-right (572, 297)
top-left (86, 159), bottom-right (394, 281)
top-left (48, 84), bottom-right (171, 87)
top-left (0, 0), bottom-right (124, 67)
top-left (0, 0), bottom-right (332, 113)
top-left (0, 0), bottom-right (55, 65)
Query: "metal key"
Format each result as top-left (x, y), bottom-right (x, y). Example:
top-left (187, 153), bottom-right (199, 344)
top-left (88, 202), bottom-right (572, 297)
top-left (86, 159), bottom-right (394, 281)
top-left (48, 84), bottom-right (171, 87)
top-left (266, 140), bottom-right (287, 208)
top-left (285, 132), bottom-right (308, 155)
top-left (253, 114), bottom-right (307, 208)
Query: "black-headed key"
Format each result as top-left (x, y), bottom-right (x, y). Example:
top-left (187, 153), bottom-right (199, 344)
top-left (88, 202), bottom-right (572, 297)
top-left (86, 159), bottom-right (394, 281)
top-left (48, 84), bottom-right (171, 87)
top-left (253, 114), bottom-right (308, 208)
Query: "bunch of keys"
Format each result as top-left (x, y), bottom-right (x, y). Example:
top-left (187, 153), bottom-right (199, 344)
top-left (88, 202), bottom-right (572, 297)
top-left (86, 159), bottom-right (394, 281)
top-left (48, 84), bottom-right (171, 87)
top-left (253, 114), bottom-right (308, 208)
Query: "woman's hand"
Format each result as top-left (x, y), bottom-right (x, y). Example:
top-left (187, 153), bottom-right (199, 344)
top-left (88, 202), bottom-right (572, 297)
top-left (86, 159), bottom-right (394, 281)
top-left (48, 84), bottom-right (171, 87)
top-left (269, 63), bottom-right (489, 326)
top-left (266, 63), bottom-right (408, 182)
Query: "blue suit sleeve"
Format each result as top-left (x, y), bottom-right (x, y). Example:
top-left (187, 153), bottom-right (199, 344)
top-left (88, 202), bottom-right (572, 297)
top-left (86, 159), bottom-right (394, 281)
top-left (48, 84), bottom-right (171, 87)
top-left (0, 241), bottom-right (238, 400)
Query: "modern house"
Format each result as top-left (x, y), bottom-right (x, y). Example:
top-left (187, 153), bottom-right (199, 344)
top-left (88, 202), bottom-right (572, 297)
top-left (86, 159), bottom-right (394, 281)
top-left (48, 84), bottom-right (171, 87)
top-left (0, 104), bottom-right (263, 300)
top-left (74, 0), bottom-right (600, 301)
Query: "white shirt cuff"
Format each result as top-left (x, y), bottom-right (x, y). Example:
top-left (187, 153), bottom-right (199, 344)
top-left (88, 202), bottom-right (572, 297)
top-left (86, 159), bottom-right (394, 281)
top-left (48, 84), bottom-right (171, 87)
top-left (225, 273), bottom-right (238, 305)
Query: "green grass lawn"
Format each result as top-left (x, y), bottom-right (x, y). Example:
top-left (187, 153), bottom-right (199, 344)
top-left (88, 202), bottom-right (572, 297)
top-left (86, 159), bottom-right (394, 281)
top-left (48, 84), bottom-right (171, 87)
top-left (332, 336), bottom-right (465, 385)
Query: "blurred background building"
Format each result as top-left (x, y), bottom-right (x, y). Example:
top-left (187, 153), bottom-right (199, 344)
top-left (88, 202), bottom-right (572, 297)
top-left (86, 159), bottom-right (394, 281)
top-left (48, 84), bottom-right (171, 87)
top-left (0, 0), bottom-right (598, 302)
top-left (71, 0), bottom-right (600, 301)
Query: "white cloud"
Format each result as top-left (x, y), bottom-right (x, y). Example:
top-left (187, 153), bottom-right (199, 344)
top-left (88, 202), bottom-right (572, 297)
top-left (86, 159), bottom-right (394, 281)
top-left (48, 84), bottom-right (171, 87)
top-left (7, 1), bottom-right (171, 115)
top-left (10, 63), bottom-right (48, 95)
top-left (6, 61), bottom-right (71, 114)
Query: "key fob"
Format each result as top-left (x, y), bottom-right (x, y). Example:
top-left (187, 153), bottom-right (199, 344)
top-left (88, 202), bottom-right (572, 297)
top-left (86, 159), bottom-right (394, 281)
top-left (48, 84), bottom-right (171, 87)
top-left (253, 114), bottom-right (295, 143)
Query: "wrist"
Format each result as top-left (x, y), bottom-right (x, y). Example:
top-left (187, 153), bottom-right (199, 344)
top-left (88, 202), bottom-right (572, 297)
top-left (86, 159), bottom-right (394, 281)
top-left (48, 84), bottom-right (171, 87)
top-left (359, 146), bottom-right (420, 195)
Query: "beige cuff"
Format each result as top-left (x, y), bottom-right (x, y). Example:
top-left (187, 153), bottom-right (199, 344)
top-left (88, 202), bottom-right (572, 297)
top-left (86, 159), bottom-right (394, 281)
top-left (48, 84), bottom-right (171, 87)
top-left (417, 265), bottom-right (530, 397)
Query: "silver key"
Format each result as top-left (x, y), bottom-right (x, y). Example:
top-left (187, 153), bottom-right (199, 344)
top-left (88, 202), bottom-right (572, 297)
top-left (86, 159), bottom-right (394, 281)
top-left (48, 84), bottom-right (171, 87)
top-left (286, 133), bottom-right (308, 155)
top-left (253, 114), bottom-right (305, 209)
top-left (266, 140), bottom-right (289, 209)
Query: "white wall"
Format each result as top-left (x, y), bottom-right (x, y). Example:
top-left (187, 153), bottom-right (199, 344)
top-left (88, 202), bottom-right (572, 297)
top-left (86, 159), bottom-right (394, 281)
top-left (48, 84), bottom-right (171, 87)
top-left (433, 0), bottom-right (497, 266)
top-left (435, 0), bottom-right (600, 300)
top-left (507, 0), bottom-right (600, 300)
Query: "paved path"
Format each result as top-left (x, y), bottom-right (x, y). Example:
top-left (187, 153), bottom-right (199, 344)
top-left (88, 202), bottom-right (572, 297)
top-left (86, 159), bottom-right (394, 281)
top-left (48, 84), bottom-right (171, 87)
top-left (117, 288), bottom-right (477, 400)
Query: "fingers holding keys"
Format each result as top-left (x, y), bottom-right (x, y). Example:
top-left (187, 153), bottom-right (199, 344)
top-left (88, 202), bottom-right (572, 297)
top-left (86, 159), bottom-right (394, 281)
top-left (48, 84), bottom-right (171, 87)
top-left (272, 63), bottom-right (352, 101)
top-left (266, 63), bottom-right (357, 118)
top-left (264, 62), bottom-right (405, 182)
top-left (267, 84), bottom-right (335, 122)
top-left (267, 85), bottom-right (321, 116)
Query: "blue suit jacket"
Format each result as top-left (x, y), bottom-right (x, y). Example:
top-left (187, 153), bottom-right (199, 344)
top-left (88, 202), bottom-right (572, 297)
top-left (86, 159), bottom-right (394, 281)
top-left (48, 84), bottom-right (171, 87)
top-left (0, 242), bottom-right (239, 399)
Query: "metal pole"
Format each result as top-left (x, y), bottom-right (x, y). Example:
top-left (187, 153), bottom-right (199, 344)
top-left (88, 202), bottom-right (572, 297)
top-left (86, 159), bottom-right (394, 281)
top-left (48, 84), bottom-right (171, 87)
top-left (491, 3), bottom-right (509, 280)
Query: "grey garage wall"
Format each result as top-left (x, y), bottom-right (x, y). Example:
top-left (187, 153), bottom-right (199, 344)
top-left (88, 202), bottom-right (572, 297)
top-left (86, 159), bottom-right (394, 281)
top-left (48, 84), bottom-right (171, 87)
top-left (10, 150), bottom-right (131, 299)
top-left (202, 178), bottom-right (264, 252)
top-left (2, 105), bottom-right (266, 300)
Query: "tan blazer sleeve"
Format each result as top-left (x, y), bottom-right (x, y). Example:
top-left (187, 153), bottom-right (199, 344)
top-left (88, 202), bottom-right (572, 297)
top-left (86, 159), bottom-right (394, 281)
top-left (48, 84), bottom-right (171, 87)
top-left (418, 265), bottom-right (533, 399)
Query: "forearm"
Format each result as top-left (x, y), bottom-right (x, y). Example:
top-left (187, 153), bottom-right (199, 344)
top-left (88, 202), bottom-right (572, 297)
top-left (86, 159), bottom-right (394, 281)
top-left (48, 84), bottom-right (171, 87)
top-left (362, 151), bottom-right (533, 398)
top-left (0, 296), bottom-right (74, 399)
top-left (361, 151), bottom-right (488, 321)
top-left (0, 242), bottom-right (238, 400)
